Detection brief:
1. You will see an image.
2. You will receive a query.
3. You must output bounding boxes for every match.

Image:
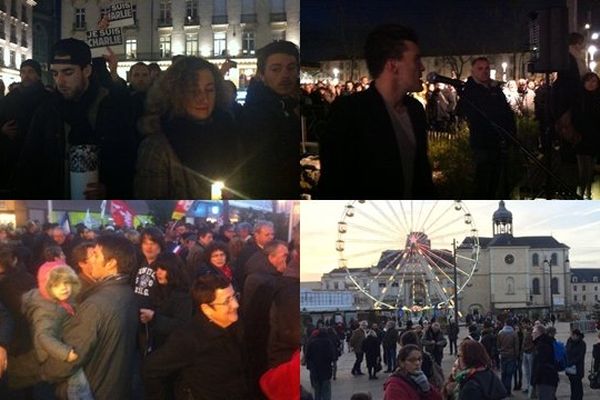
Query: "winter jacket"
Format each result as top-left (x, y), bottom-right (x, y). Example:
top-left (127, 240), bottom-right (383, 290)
top-left (41, 275), bottom-right (138, 400)
top-left (362, 334), bottom-right (381, 366)
top-left (318, 83), bottom-right (435, 199)
top-left (458, 368), bottom-right (507, 400)
top-left (148, 287), bottom-right (193, 350)
top-left (0, 268), bottom-right (36, 356)
top-left (142, 313), bottom-right (248, 400)
top-left (383, 372), bottom-right (443, 400)
top-left (0, 301), bottom-right (14, 349)
top-left (532, 333), bottom-right (559, 387)
top-left (241, 80), bottom-right (301, 199)
top-left (593, 342), bottom-right (600, 372)
top-left (305, 330), bottom-right (336, 381)
top-left (457, 77), bottom-right (516, 151)
top-left (134, 112), bottom-right (242, 199)
top-left (383, 327), bottom-right (399, 348)
top-left (566, 336), bottom-right (586, 378)
top-left (350, 328), bottom-right (366, 353)
top-left (21, 289), bottom-right (73, 363)
top-left (497, 325), bottom-right (518, 359)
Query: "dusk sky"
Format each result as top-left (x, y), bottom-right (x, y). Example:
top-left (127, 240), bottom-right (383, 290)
top-left (300, 200), bottom-right (600, 282)
top-left (300, 0), bottom-right (585, 62)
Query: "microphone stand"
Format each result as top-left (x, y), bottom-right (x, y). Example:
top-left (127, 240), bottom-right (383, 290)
top-left (456, 84), bottom-right (580, 199)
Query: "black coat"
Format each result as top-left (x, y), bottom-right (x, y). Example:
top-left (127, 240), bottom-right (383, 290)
top-left (593, 342), bottom-right (600, 372)
top-left (458, 368), bottom-right (507, 400)
top-left (305, 331), bottom-right (336, 381)
top-left (572, 89), bottom-right (600, 156)
top-left (532, 333), bottom-right (559, 387)
top-left (318, 84), bottom-right (435, 199)
top-left (148, 287), bottom-right (194, 350)
top-left (0, 301), bottom-right (14, 349)
top-left (241, 80), bottom-right (301, 199)
top-left (362, 335), bottom-right (381, 366)
top-left (0, 268), bottom-right (36, 356)
top-left (566, 336), bottom-right (586, 378)
top-left (143, 313), bottom-right (248, 400)
top-left (457, 77), bottom-right (516, 151)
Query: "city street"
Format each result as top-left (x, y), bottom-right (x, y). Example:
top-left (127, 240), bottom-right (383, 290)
top-left (301, 322), bottom-right (600, 399)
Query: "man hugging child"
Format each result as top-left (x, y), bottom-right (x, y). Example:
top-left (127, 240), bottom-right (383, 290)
top-left (22, 261), bottom-right (94, 400)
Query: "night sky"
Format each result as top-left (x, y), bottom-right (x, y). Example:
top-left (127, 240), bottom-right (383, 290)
top-left (300, 0), bottom-right (586, 63)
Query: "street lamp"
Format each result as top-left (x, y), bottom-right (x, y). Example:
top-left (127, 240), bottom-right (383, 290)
top-left (588, 45), bottom-right (597, 71)
top-left (592, 32), bottom-right (599, 40)
top-left (544, 258), bottom-right (554, 314)
top-left (501, 62), bottom-right (508, 82)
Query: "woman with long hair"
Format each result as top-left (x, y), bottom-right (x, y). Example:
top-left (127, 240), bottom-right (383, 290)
top-left (139, 252), bottom-right (193, 351)
top-left (197, 241), bottom-right (239, 291)
top-left (383, 344), bottom-right (442, 400)
top-left (135, 56), bottom-right (242, 198)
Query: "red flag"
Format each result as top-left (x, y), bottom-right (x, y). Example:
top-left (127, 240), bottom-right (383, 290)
top-left (110, 200), bottom-right (136, 227)
top-left (171, 200), bottom-right (194, 220)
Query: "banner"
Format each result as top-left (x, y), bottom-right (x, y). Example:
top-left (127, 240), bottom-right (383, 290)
top-left (86, 27), bottom-right (123, 57)
top-left (101, 1), bottom-right (135, 28)
top-left (171, 200), bottom-right (195, 220)
top-left (110, 200), bottom-right (136, 228)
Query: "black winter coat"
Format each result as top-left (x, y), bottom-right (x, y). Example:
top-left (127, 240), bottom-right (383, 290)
top-left (0, 268), bottom-right (36, 356)
top-left (148, 287), bottom-right (193, 350)
top-left (305, 331), bottom-right (336, 381)
top-left (566, 336), bottom-right (586, 378)
top-left (532, 333), bottom-right (559, 387)
top-left (457, 77), bottom-right (516, 151)
top-left (318, 83), bottom-right (435, 199)
top-left (241, 80), bottom-right (301, 199)
top-left (143, 313), bottom-right (248, 400)
top-left (0, 301), bottom-right (14, 349)
top-left (458, 368), bottom-right (507, 400)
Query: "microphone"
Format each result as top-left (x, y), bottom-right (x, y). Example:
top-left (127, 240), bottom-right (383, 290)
top-left (426, 72), bottom-right (465, 88)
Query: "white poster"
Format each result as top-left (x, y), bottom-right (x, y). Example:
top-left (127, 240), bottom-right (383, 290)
top-left (102, 2), bottom-right (135, 28)
top-left (86, 27), bottom-right (123, 57)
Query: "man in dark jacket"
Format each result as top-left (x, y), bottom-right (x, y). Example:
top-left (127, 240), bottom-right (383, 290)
top-left (318, 24), bottom-right (435, 199)
top-left (305, 328), bottom-right (336, 400)
top-left (241, 40), bottom-right (301, 199)
top-left (531, 324), bottom-right (559, 399)
top-left (143, 274), bottom-right (248, 400)
top-left (16, 38), bottom-right (136, 199)
top-left (0, 59), bottom-right (49, 196)
top-left (242, 240), bottom-right (288, 399)
top-left (566, 329), bottom-right (586, 400)
top-left (41, 234), bottom-right (138, 400)
top-left (457, 57), bottom-right (516, 199)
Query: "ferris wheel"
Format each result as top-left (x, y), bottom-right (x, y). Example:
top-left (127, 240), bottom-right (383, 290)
top-left (335, 200), bottom-right (480, 311)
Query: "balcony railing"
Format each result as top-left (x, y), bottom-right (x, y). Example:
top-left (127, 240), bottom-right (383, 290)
top-left (73, 22), bottom-right (87, 31)
top-left (212, 15), bottom-right (228, 25)
top-left (241, 13), bottom-right (257, 24)
top-left (157, 17), bottom-right (172, 27)
top-left (185, 15), bottom-right (199, 25)
top-left (270, 12), bottom-right (286, 23)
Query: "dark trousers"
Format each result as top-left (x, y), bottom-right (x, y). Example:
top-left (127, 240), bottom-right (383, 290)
top-left (513, 356), bottom-right (522, 387)
top-left (352, 352), bottom-right (364, 374)
top-left (500, 357), bottom-right (517, 395)
top-left (568, 375), bottom-right (583, 400)
top-left (472, 148), bottom-right (509, 199)
top-left (384, 345), bottom-right (396, 371)
top-left (449, 338), bottom-right (457, 355)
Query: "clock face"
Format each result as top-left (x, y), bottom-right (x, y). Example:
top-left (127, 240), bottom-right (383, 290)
top-left (505, 254), bottom-right (514, 264)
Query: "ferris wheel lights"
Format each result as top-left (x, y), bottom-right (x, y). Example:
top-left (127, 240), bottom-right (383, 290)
top-left (337, 221), bottom-right (347, 233)
top-left (454, 202), bottom-right (462, 211)
top-left (345, 204), bottom-right (355, 217)
top-left (335, 240), bottom-right (345, 252)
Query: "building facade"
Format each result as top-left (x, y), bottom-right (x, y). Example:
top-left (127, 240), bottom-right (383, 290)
top-left (310, 201), bottom-right (574, 320)
top-left (31, 0), bottom-right (60, 83)
top-left (61, 0), bottom-right (299, 86)
top-left (0, 0), bottom-right (36, 89)
top-left (570, 268), bottom-right (600, 311)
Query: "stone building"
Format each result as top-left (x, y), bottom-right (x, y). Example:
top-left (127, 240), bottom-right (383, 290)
top-left (0, 0), bottom-right (36, 89)
top-left (60, 0), bottom-right (299, 86)
top-left (570, 268), bottom-right (600, 311)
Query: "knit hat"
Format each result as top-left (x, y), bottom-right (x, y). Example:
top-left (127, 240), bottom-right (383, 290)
top-left (50, 38), bottom-right (92, 67)
top-left (20, 59), bottom-right (42, 77)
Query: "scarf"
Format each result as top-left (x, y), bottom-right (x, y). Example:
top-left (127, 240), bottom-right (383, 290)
top-left (453, 366), bottom-right (487, 398)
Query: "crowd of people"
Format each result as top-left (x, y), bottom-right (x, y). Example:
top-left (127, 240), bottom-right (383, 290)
top-left (0, 217), bottom-right (300, 399)
top-left (301, 312), bottom-right (600, 400)
top-left (0, 35), bottom-right (301, 199)
top-left (304, 24), bottom-right (600, 200)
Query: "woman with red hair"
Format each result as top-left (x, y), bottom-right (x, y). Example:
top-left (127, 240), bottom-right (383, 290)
top-left (442, 340), bottom-right (506, 400)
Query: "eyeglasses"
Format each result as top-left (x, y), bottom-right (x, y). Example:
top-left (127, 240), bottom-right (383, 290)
top-left (210, 292), bottom-right (240, 307)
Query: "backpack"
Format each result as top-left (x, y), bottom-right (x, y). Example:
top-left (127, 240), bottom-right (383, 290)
top-left (553, 340), bottom-right (568, 372)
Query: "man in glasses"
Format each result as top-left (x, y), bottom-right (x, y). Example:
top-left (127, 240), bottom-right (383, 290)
top-left (143, 274), bottom-right (248, 400)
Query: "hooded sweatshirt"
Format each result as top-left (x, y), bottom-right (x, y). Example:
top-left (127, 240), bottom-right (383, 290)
top-left (21, 261), bottom-right (77, 363)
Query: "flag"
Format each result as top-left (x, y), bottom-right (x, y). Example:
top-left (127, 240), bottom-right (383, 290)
top-left (84, 209), bottom-right (93, 228)
top-left (59, 212), bottom-right (71, 233)
top-left (110, 200), bottom-right (136, 228)
top-left (171, 200), bottom-right (194, 220)
top-left (100, 200), bottom-right (107, 222)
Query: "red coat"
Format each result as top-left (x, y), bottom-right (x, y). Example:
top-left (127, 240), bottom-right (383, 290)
top-left (384, 374), bottom-right (442, 400)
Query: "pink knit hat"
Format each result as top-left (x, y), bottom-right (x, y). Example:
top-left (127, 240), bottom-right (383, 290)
top-left (37, 261), bottom-right (76, 315)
